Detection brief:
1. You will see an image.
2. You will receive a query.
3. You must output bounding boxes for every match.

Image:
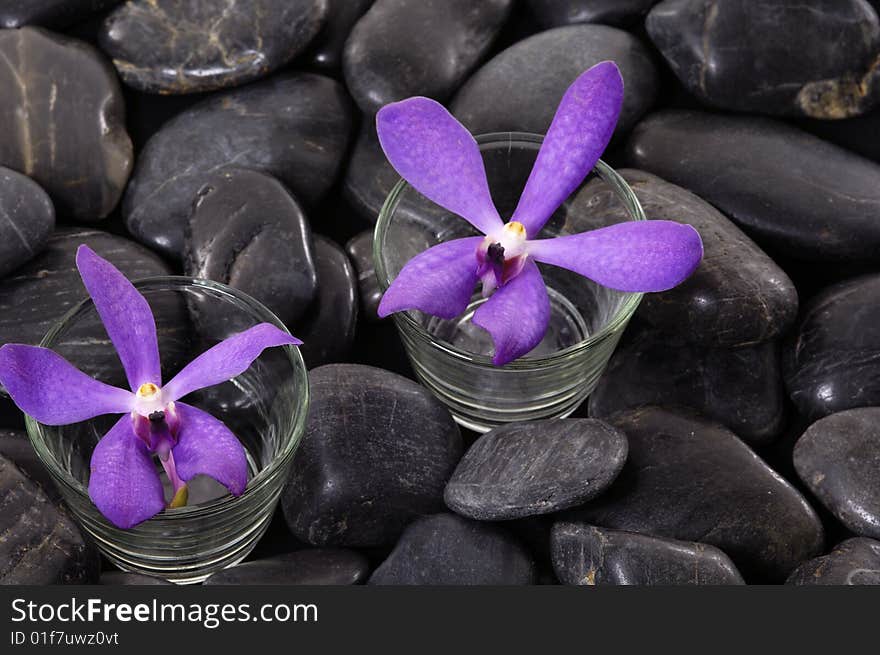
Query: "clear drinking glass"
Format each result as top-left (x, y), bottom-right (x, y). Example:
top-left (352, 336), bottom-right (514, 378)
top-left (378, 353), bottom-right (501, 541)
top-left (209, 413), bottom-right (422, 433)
top-left (373, 132), bottom-right (645, 432)
top-left (25, 278), bottom-right (309, 584)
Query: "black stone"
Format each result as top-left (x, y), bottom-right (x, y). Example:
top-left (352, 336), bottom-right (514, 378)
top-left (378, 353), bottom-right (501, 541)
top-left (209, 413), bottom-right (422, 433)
top-left (100, 0), bottom-right (327, 94)
top-left (185, 168), bottom-right (317, 329)
top-left (0, 1), bottom-right (121, 29)
top-left (569, 407), bottom-right (824, 581)
top-left (298, 235), bottom-right (358, 369)
top-left (282, 364), bottom-right (462, 547)
top-left (451, 24), bottom-right (658, 138)
top-left (123, 72), bottom-right (353, 260)
top-left (783, 274), bottom-right (880, 420)
top-left (343, 0), bottom-right (512, 115)
top-left (0, 167), bottom-right (54, 277)
top-left (204, 549), bottom-right (370, 585)
top-left (647, 0), bottom-right (880, 118)
top-left (786, 538), bottom-right (880, 586)
top-left (0, 454), bottom-right (98, 584)
top-left (793, 408), bottom-right (880, 539)
top-left (0, 228), bottom-right (186, 391)
top-left (626, 110), bottom-right (880, 262)
top-left (526, 0), bottom-right (658, 27)
top-left (309, 0), bottom-right (372, 71)
top-left (569, 169), bottom-right (798, 347)
top-left (0, 428), bottom-right (57, 500)
top-left (444, 419), bottom-right (628, 520)
top-left (368, 514), bottom-right (535, 585)
top-left (551, 523), bottom-right (744, 585)
top-left (0, 27), bottom-right (132, 221)
top-left (342, 124), bottom-right (399, 224)
top-left (100, 571), bottom-right (173, 585)
top-left (345, 230), bottom-right (382, 322)
top-left (589, 325), bottom-right (786, 445)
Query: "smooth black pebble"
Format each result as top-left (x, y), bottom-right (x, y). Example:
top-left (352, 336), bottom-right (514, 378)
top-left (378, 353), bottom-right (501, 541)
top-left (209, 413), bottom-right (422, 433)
top-left (589, 324), bottom-right (787, 445)
top-left (204, 549), bottom-right (370, 585)
top-left (345, 230), bottom-right (382, 322)
top-left (343, 0), bottom-right (512, 114)
top-left (793, 408), bottom-right (880, 539)
top-left (123, 72), bottom-right (353, 260)
top-left (567, 169), bottom-right (798, 348)
top-left (568, 406), bottom-right (824, 581)
top-left (297, 235), bottom-right (358, 369)
top-left (0, 428), bottom-right (57, 500)
top-left (281, 364), bottom-right (462, 547)
top-left (0, 27), bottom-right (132, 221)
top-left (368, 514), bottom-right (535, 585)
top-left (451, 24), bottom-right (658, 138)
top-left (783, 274), bottom-right (880, 420)
top-left (100, 0), bottom-right (328, 93)
top-left (0, 454), bottom-right (98, 584)
top-left (0, 1), bottom-right (121, 29)
top-left (626, 110), bottom-right (880, 262)
top-left (526, 0), bottom-right (659, 27)
top-left (444, 419), bottom-right (628, 520)
top-left (786, 538), bottom-right (880, 585)
top-left (0, 167), bottom-right (54, 277)
top-left (646, 0), bottom-right (880, 118)
top-left (185, 168), bottom-right (317, 329)
top-left (551, 522), bottom-right (744, 585)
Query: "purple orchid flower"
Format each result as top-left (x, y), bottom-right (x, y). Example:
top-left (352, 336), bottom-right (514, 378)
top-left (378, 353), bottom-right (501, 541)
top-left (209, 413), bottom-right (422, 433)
top-left (376, 61), bottom-right (703, 366)
top-left (0, 246), bottom-right (301, 529)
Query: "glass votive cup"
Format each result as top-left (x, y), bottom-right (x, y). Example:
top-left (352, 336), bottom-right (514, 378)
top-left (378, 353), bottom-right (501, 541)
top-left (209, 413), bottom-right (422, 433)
top-left (25, 277), bottom-right (309, 584)
top-left (373, 132), bottom-right (644, 432)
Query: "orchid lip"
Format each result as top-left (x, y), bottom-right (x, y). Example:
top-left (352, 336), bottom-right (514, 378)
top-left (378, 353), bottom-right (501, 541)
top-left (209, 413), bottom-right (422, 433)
top-left (477, 220), bottom-right (531, 290)
top-left (131, 400), bottom-right (180, 452)
top-left (485, 221), bottom-right (528, 257)
top-left (487, 242), bottom-right (505, 265)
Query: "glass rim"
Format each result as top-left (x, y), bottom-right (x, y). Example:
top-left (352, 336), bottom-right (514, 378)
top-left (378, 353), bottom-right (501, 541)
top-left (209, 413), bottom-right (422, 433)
top-left (372, 131), bottom-right (646, 369)
top-left (25, 275), bottom-right (310, 520)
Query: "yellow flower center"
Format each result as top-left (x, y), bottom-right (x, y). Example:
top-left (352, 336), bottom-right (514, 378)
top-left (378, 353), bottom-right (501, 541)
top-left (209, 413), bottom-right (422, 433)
top-left (137, 382), bottom-right (159, 398)
top-left (503, 221), bottom-right (527, 239)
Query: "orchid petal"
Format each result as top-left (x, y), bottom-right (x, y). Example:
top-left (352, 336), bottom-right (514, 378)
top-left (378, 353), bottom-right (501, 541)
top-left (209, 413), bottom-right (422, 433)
top-left (377, 97), bottom-right (504, 235)
top-left (76, 245), bottom-right (161, 390)
top-left (378, 237), bottom-right (483, 319)
top-left (0, 344), bottom-right (134, 425)
top-left (512, 61), bottom-right (624, 237)
top-left (472, 260), bottom-right (550, 366)
top-left (172, 402), bottom-right (247, 496)
top-left (528, 221), bottom-right (704, 292)
top-left (88, 415), bottom-right (166, 529)
top-left (162, 323), bottom-right (300, 402)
